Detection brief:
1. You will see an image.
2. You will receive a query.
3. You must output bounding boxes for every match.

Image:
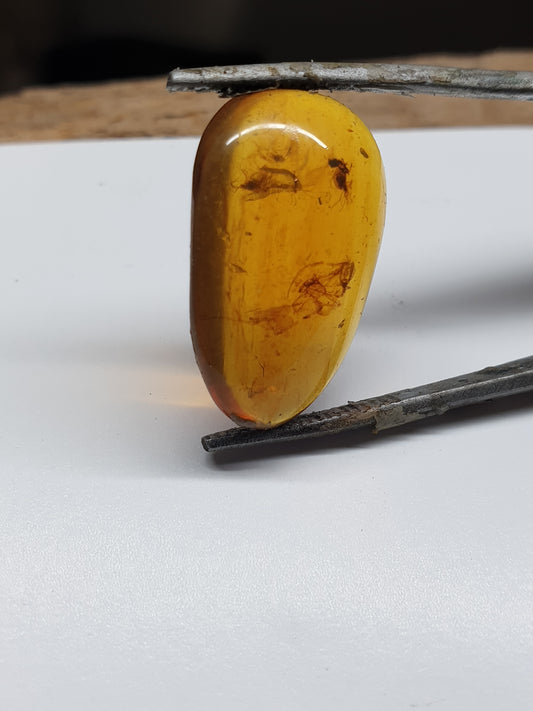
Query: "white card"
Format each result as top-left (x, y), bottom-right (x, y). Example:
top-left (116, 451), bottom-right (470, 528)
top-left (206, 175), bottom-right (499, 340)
top-left (2, 129), bottom-right (532, 709)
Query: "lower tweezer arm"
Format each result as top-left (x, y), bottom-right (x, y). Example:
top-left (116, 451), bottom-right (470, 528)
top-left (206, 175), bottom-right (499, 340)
top-left (201, 355), bottom-right (533, 452)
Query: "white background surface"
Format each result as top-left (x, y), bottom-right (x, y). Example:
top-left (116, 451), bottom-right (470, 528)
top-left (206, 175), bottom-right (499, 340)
top-left (1, 128), bottom-right (533, 709)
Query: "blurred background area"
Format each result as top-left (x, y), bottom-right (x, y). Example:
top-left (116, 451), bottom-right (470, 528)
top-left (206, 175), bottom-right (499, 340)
top-left (1, 0), bottom-right (532, 95)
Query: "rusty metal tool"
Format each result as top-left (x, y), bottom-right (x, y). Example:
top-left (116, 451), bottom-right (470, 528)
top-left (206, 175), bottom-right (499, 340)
top-left (201, 356), bottom-right (533, 452)
top-left (167, 62), bottom-right (533, 100)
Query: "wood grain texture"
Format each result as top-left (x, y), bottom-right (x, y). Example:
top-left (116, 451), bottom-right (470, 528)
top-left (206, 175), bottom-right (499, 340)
top-left (0, 50), bottom-right (532, 142)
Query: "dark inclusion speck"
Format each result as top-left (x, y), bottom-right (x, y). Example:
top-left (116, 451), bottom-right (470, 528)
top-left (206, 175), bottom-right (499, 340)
top-left (328, 158), bottom-right (350, 193)
top-left (248, 261), bottom-right (356, 334)
top-left (241, 166), bottom-right (301, 200)
top-left (291, 260), bottom-right (355, 319)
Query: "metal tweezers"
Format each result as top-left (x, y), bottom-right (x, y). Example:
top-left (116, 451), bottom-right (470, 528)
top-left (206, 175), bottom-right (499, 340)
top-left (202, 357), bottom-right (533, 452)
top-left (167, 61), bottom-right (533, 100)
top-left (167, 61), bottom-right (533, 451)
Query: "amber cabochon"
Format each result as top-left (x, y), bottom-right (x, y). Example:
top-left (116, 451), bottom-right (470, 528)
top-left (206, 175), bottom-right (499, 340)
top-left (191, 90), bottom-right (386, 428)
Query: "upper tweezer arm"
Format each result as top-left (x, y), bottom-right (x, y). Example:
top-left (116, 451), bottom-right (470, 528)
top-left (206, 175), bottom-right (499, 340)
top-left (167, 61), bottom-right (533, 100)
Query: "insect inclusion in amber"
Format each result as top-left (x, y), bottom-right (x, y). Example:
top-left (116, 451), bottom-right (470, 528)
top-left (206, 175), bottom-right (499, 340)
top-left (191, 90), bottom-right (386, 428)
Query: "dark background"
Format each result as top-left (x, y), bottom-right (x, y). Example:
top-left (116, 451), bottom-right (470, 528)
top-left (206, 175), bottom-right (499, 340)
top-left (1, 0), bottom-right (532, 94)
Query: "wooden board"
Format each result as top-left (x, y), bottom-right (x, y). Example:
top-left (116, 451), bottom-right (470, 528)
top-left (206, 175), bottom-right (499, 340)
top-left (0, 50), bottom-right (532, 142)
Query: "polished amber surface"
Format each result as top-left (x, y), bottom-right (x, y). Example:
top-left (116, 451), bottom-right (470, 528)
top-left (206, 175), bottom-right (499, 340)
top-left (191, 90), bottom-right (386, 428)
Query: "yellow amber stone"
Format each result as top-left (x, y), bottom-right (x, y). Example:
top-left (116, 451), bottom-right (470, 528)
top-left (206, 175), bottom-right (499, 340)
top-left (191, 89), bottom-right (386, 428)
